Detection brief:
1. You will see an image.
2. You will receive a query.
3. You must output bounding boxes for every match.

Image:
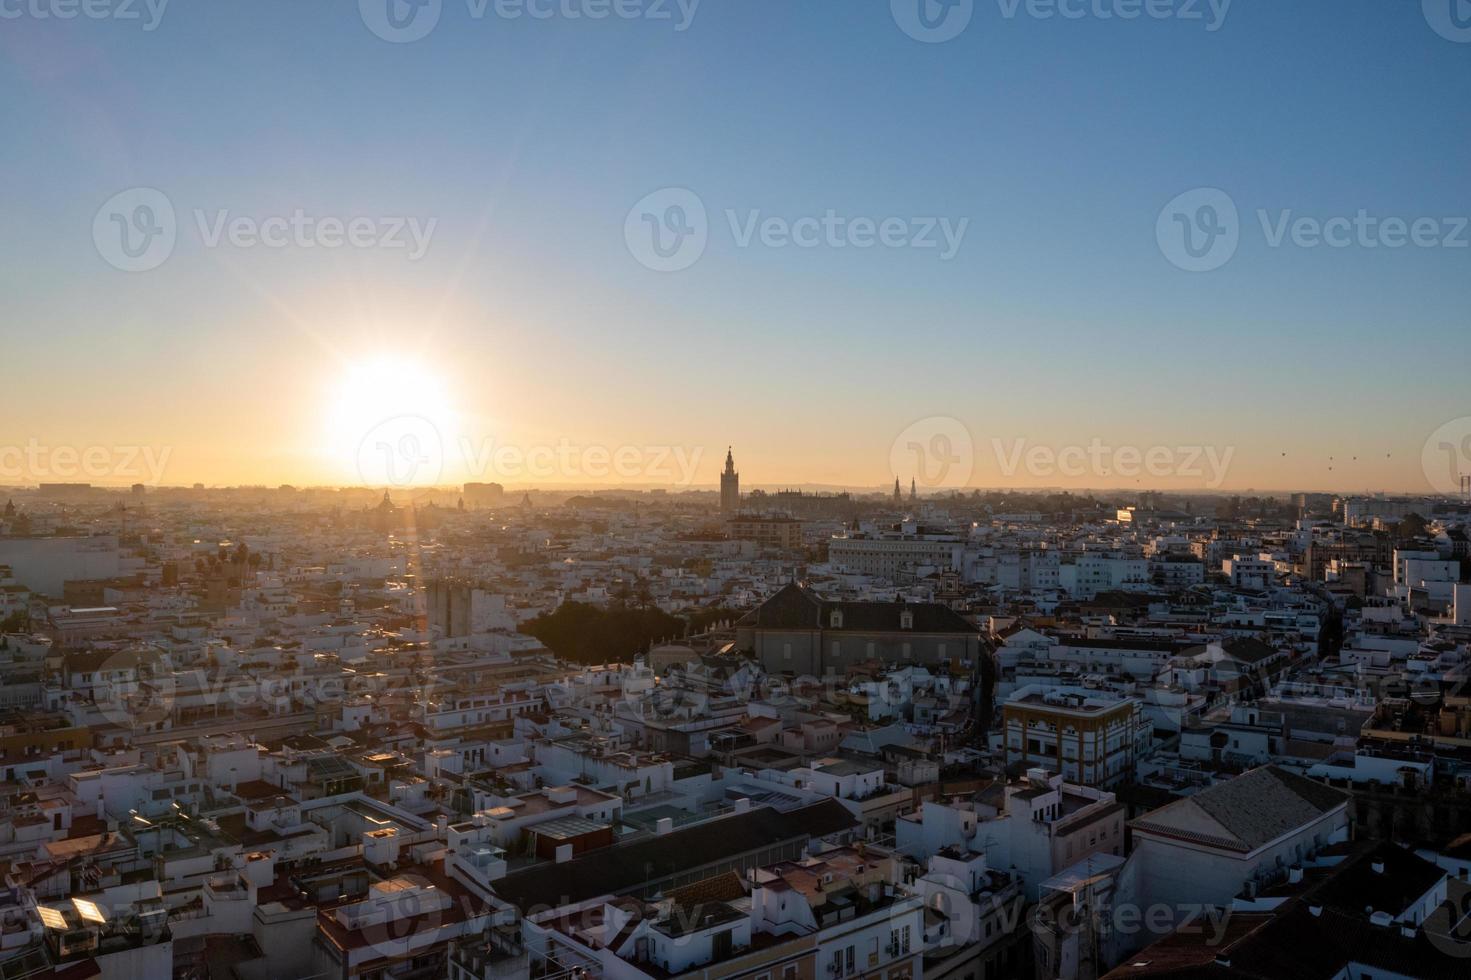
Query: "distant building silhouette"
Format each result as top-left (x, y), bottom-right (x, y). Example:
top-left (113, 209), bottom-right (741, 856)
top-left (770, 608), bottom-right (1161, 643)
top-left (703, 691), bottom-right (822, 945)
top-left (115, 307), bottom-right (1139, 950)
top-left (721, 447), bottom-right (740, 514)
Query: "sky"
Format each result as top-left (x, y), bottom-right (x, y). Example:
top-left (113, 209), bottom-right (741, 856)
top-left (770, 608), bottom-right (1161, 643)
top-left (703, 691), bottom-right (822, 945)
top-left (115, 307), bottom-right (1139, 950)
top-left (2, 0), bottom-right (1469, 495)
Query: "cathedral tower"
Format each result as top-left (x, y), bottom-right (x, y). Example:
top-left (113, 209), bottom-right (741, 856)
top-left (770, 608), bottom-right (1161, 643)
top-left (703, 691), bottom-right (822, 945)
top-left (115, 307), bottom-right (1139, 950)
top-left (721, 447), bottom-right (740, 514)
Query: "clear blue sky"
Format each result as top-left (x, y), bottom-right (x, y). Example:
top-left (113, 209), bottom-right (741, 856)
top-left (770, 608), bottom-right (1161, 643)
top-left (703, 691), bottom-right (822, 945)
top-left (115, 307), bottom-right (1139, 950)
top-left (2, 0), bottom-right (1468, 492)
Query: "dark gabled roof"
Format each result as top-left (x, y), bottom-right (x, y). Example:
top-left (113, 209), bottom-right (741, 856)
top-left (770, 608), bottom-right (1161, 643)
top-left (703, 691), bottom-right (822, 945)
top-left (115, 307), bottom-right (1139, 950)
top-left (491, 799), bottom-right (857, 911)
top-left (1104, 843), bottom-right (1462, 980)
top-left (63, 649), bottom-right (140, 673)
top-left (1104, 902), bottom-right (1469, 979)
top-left (1308, 840), bottom-right (1447, 919)
top-left (735, 582), bottom-right (975, 635)
top-left (1221, 637), bottom-right (1281, 664)
top-left (1131, 766), bottom-right (1350, 854)
top-left (735, 581), bottom-right (822, 630)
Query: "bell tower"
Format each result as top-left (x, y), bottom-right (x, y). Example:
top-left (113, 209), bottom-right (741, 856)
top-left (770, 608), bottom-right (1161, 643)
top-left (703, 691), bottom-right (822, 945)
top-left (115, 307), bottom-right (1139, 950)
top-left (721, 447), bottom-right (740, 514)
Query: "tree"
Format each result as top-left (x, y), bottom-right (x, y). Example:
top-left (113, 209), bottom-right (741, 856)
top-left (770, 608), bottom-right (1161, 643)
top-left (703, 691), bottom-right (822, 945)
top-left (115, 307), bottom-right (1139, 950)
top-left (524, 601), bottom-right (684, 664)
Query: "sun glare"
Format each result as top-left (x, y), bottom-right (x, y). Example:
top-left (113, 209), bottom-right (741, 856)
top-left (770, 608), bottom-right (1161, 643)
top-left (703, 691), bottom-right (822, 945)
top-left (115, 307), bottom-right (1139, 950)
top-left (324, 358), bottom-right (457, 486)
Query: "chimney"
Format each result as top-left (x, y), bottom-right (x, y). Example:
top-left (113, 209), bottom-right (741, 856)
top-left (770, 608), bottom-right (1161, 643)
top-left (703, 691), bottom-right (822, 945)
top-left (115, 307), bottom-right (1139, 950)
top-left (555, 843), bottom-right (574, 864)
top-left (655, 817), bottom-right (674, 836)
top-left (733, 797), bottom-right (750, 813)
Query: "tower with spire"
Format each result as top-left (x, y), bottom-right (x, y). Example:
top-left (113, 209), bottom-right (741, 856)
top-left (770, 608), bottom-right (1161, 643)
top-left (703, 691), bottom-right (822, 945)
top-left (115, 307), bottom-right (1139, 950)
top-left (910, 478), bottom-right (917, 504)
top-left (721, 447), bottom-right (740, 515)
top-left (893, 478), bottom-right (902, 505)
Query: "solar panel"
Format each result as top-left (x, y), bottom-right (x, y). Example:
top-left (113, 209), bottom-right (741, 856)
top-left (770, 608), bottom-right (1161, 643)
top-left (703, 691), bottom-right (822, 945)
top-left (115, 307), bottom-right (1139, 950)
top-left (35, 906), bottom-right (67, 930)
top-left (71, 898), bottom-right (106, 924)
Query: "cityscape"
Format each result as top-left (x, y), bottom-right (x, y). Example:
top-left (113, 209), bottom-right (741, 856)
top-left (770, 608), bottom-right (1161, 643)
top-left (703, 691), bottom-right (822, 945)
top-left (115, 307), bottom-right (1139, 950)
top-left (5, 2), bottom-right (1471, 980)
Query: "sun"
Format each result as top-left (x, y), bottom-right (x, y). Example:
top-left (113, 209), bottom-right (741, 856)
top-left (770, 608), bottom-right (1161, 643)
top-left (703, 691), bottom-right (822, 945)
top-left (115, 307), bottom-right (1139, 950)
top-left (323, 358), bottom-right (457, 487)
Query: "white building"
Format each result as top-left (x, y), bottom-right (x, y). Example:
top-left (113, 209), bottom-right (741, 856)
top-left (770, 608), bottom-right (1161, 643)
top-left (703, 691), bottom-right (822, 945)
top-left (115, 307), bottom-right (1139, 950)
top-left (1128, 765), bottom-right (1351, 917)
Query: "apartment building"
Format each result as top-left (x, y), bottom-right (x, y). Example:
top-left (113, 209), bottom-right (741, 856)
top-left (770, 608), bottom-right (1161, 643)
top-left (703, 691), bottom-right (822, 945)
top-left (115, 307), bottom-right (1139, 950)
top-left (1002, 686), bottom-right (1148, 788)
